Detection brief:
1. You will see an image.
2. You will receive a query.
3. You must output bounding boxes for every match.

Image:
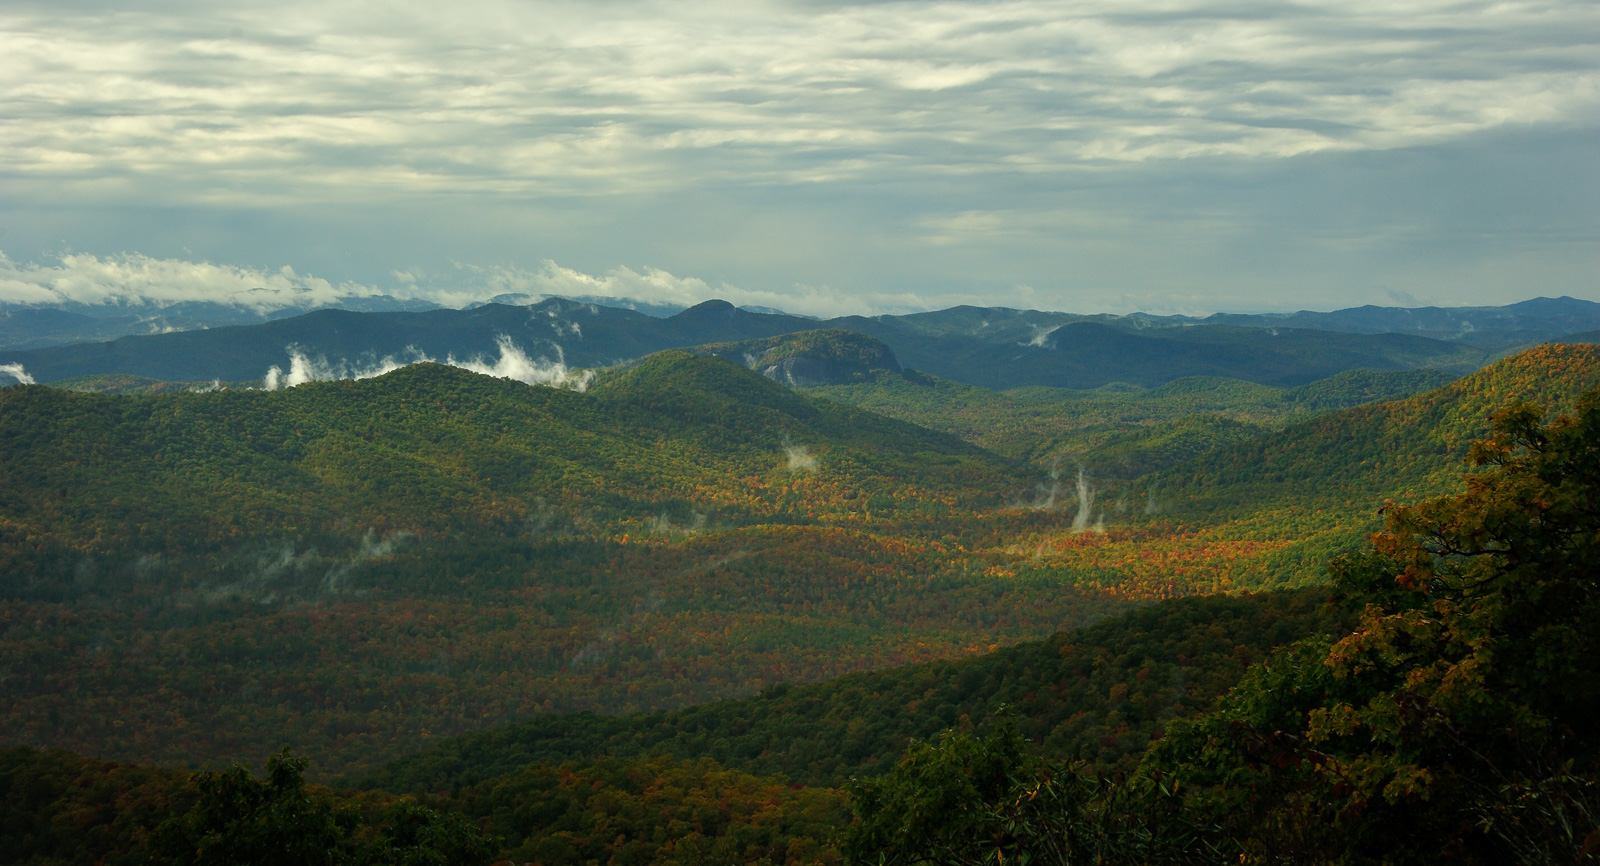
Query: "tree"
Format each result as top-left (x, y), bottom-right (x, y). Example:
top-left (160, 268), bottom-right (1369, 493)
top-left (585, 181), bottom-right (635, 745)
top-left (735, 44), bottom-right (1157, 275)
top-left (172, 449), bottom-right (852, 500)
top-left (843, 714), bottom-right (1215, 865)
top-left (153, 749), bottom-right (356, 866)
top-left (358, 800), bottom-right (497, 866)
top-left (152, 749), bottom-right (495, 866)
top-left (1151, 393), bottom-right (1600, 863)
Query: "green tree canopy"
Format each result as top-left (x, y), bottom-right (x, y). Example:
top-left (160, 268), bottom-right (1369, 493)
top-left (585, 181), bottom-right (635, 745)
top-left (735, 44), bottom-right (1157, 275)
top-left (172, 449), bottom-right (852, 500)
top-left (1153, 391), bottom-right (1600, 863)
top-left (152, 749), bottom-right (494, 866)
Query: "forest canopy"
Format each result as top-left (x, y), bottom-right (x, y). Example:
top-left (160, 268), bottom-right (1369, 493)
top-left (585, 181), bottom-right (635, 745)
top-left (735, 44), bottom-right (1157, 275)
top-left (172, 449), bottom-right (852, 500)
top-left (850, 388), bottom-right (1600, 864)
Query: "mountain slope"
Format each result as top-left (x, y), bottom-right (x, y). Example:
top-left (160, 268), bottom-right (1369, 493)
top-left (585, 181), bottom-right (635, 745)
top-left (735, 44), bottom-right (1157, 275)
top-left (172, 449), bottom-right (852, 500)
top-left (363, 587), bottom-right (1336, 791)
top-left (684, 329), bottom-right (902, 387)
top-left (0, 353), bottom-right (1021, 556)
top-left (1149, 343), bottom-right (1600, 521)
top-left (2, 356), bottom-right (1127, 779)
top-left (806, 367), bottom-right (1454, 462)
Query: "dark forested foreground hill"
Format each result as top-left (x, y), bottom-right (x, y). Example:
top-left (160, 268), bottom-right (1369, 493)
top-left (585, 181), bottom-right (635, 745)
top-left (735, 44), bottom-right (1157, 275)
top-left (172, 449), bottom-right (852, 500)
top-left (1, 296), bottom-right (1492, 390)
top-left (364, 588), bottom-right (1337, 792)
top-left (0, 587), bottom-right (1338, 866)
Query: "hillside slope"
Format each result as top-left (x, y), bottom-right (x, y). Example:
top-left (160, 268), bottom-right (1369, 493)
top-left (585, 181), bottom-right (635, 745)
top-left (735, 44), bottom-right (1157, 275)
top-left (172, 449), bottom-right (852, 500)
top-left (808, 366), bottom-right (1454, 463)
top-left (684, 329), bottom-right (902, 387)
top-left (1150, 343), bottom-right (1600, 521)
top-left (364, 587), bottom-right (1337, 791)
top-left (1, 357), bottom-right (1129, 779)
top-left (0, 353), bottom-right (1019, 557)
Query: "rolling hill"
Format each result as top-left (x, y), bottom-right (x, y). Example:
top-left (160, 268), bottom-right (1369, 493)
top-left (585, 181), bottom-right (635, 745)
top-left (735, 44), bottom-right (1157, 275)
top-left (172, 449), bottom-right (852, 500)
top-left (805, 362), bottom-right (1455, 463)
top-left (0, 352), bottom-right (1020, 557)
top-left (5, 335), bottom-right (1597, 790)
top-left (0, 355), bottom-right (1136, 778)
top-left (994, 344), bottom-right (1600, 599)
top-left (1148, 343), bottom-right (1600, 521)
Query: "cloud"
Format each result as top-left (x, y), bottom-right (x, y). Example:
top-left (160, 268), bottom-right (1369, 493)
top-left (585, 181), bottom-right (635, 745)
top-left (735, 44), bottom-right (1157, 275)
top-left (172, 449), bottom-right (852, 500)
top-left (1, 0), bottom-right (1592, 207)
top-left (262, 345), bottom-right (426, 390)
top-left (784, 441), bottom-right (819, 473)
top-left (454, 260), bottom-right (927, 318)
top-left (261, 335), bottom-right (595, 391)
top-left (0, 248), bottom-right (942, 316)
top-left (0, 250), bottom-right (387, 311)
top-left (0, 1), bottom-right (1594, 315)
top-left (0, 362), bottom-right (36, 384)
top-left (445, 335), bottom-right (595, 390)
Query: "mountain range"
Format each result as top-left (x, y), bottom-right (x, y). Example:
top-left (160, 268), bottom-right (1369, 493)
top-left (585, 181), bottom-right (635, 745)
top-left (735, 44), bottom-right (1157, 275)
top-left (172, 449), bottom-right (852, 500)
top-left (7, 295), bottom-right (1569, 391)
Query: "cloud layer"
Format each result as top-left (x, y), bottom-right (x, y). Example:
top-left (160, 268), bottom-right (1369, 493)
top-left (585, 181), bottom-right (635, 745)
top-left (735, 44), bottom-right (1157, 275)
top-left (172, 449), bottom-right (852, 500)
top-left (5, 0), bottom-right (1593, 202)
top-left (0, 250), bottom-right (385, 311)
top-left (0, 250), bottom-right (941, 317)
top-left (0, 0), bottom-right (1595, 314)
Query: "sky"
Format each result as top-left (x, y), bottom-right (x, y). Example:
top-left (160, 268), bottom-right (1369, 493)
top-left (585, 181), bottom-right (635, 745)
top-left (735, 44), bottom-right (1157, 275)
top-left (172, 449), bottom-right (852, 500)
top-left (0, 0), bottom-right (1596, 318)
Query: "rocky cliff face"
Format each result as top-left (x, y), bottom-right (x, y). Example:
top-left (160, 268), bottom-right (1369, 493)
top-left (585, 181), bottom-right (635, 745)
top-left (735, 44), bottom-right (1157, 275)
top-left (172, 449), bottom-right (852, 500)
top-left (690, 328), bottom-right (903, 386)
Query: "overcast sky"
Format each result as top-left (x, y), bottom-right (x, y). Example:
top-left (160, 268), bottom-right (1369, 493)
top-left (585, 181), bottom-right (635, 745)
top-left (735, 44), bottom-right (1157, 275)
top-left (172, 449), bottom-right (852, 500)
top-left (1, 0), bottom-right (1596, 316)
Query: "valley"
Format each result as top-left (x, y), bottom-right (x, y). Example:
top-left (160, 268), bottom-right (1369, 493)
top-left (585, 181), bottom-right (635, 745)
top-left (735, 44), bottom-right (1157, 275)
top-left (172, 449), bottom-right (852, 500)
top-left (2, 299), bottom-right (1599, 864)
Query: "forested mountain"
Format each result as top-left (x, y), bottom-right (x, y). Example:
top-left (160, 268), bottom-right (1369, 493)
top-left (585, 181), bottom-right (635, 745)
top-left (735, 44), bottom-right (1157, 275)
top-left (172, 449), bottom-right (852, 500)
top-left (807, 365), bottom-right (1455, 463)
top-left (1, 297), bottom-right (1490, 390)
top-left (998, 344), bottom-right (1600, 599)
top-left (0, 352), bottom-right (1015, 554)
top-left (683, 329), bottom-right (903, 387)
top-left (5, 345), bottom-right (1599, 782)
top-left (1204, 295), bottom-right (1600, 349)
top-left (9, 379), bottom-right (1598, 864)
top-left (1, 354), bottom-right (1123, 778)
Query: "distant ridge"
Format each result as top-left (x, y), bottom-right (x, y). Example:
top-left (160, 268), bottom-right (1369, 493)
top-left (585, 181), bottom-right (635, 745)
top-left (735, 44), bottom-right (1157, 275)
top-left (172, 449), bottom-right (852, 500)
top-left (2, 297), bottom-right (1498, 391)
top-left (1201, 295), bottom-right (1600, 350)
